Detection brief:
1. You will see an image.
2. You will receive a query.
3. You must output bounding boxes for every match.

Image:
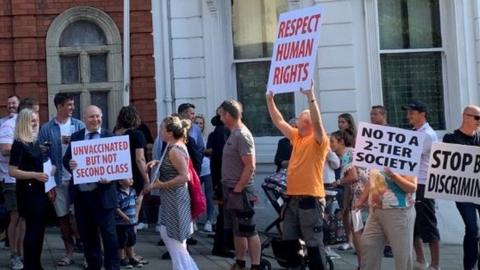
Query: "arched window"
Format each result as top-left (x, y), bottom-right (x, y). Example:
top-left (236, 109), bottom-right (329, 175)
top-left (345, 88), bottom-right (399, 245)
top-left (46, 7), bottom-right (123, 129)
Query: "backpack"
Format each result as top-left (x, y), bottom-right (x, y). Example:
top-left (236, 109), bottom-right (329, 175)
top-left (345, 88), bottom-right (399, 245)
top-left (187, 159), bottom-right (206, 220)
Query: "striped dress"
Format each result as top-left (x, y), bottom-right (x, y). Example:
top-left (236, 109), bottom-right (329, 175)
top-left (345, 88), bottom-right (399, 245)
top-left (159, 144), bottom-right (192, 242)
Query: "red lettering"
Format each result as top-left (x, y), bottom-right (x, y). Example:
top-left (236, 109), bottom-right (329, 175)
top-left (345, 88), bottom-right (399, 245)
top-left (302, 63), bottom-right (309, 81)
top-left (278, 21), bottom-right (286, 38)
top-left (273, 67), bottom-right (282, 85)
top-left (309, 14), bottom-right (321, 32)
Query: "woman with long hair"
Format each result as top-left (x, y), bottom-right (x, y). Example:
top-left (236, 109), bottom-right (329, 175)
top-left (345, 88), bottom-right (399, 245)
top-left (114, 106), bottom-right (150, 222)
top-left (356, 168), bottom-right (417, 269)
top-left (194, 114), bottom-right (215, 232)
top-left (147, 115), bottom-right (198, 270)
top-left (338, 113), bottom-right (357, 137)
top-left (330, 130), bottom-right (368, 269)
top-left (9, 109), bottom-right (55, 270)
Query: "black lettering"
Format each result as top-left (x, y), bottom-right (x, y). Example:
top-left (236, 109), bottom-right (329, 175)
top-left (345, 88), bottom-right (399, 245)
top-left (364, 141), bottom-right (374, 151)
top-left (462, 153), bottom-right (473, 172)
top-left (408, 136), bottom-right (419, 146)
top-left (431, 150), bottom-right (441, 168)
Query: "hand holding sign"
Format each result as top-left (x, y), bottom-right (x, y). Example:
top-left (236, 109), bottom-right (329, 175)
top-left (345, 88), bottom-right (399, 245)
top-left (353, 122), bottom-right (425, 176)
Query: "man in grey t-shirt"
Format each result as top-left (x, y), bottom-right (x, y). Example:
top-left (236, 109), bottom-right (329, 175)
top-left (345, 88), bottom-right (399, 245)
top-left (218, 100), bottom-right (260, 270)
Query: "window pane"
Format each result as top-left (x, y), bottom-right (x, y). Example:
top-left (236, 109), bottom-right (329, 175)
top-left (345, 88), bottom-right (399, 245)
top-left (61, 55), bottom-right (79, 84)
top-left (378, 0), bottom-right (441, 49)
top-left (381, 52), bottom-right (445, 130)
top-left (60, 20), bottom-right (107, 47)
top-left (90, 54), bottom-right (108, 82)
top-left (232, 0), bottom-right (288, 59)
top-left (90, 91), bottom-right (109, 129)
top-left (236, 62), bottom-right (294, 136)
top-left (66, 92), bottom-right (81, 120)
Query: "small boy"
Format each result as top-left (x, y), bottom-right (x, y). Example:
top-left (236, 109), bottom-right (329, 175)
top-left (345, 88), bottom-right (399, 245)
top-left (116, 178), bottom-right (142, 268)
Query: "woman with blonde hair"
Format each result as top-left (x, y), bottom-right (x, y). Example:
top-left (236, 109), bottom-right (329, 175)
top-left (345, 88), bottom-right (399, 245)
top-left (9, 108), bottom-right (55, 270)
top-left (147, 115), bottom-right (198, 270)
top-left (194, 114), bottom-right (215, 232)
top-left (356, 168), bottom-right (417, 270)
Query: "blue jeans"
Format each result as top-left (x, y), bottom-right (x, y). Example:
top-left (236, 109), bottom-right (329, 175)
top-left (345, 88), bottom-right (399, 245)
top-left (200, 174), bottom-right (214, 222)
top-left (456, 201), bottom-right (480, 270)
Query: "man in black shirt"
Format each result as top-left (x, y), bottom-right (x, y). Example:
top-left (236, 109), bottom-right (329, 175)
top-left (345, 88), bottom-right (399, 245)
top-left (443, 105), bottom-right (480, 270)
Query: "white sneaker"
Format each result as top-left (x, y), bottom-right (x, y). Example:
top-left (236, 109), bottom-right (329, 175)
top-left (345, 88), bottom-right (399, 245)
top-left (136, 223), bottom-right (148, 231)
top-left (155, 225), bottom-right (161, 233)
top-left (203, 221), bottom-right (213, 232)
top-left (413, 261), bottom-right (429, 270)
top-left (10, 256), bottom-right (23, 270)
top-left (337, 243), bottom-right (353, 251)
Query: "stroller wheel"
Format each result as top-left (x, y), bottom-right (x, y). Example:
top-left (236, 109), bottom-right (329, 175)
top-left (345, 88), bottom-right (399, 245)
top-left (260, 258), bottom-right (272, 270)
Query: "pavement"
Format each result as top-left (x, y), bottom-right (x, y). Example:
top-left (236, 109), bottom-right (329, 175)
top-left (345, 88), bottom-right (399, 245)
top-left (0, 225), bottom-right (465, 269)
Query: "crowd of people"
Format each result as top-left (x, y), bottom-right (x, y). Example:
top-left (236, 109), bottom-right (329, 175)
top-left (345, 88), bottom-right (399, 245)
top-left (0, 86), bottom-right (479, 270)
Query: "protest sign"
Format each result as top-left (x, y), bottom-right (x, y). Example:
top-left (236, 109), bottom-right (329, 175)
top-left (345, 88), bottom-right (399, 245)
top-left (44, 159), bottom-right (56, 193)
top-left (267, 5), bottom-right (323, 94)
top-left (425, 142), bottom-right (480, 204)
top-left (71, 135), bottom-right (132, 184)
top-left (353, 122), bottom-right (425, 176)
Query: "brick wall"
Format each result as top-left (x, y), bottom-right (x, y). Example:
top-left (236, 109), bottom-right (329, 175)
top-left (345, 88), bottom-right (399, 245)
top-left (0, 0), bottom-right (156, 136)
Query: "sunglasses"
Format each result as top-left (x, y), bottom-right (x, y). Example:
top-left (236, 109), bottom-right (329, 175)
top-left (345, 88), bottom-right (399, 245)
top-left (465, 113), bottom-right (480, 121)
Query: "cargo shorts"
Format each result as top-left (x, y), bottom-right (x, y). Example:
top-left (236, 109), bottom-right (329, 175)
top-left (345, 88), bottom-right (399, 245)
top-left (282, 196), bottom-right (326, 247)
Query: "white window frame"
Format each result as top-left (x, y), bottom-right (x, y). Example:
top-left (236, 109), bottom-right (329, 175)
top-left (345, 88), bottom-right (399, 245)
top-left (46, 6), bottom-right (123, 129)
top-left (364, 0), bottom-right (455, 133)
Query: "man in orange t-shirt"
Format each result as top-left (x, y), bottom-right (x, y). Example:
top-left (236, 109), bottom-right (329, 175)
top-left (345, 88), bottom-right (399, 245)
top-left (266, 81), bottom-right (329, 270)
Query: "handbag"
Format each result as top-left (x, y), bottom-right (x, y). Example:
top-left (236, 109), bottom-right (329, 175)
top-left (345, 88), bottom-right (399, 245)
top-left (187, 158), bottom-right (206, 220)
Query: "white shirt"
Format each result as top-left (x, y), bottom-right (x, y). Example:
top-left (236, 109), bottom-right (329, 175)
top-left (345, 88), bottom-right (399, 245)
top-left (417, 122), bottom-right (438, 185)
top-left (0, 115), bottom-right (17, 183)
top-left (56, 118), bottom-right (73, 181)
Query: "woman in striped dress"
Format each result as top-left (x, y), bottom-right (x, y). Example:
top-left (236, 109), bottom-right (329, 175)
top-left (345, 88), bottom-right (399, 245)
top-left (147, 115), bottom-right (198, 270)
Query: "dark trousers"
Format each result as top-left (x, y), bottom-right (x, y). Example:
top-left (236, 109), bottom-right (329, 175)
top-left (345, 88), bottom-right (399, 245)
top-left (456, 201), bottom-right (480, 270)
top-left (75, 191), bottom-right (119, 270)
top-left (22, 190), bottom-right (48, 270)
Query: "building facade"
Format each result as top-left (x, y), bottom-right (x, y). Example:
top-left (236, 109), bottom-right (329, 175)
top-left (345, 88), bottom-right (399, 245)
top-left (0, 0), bottom-right (478, 242)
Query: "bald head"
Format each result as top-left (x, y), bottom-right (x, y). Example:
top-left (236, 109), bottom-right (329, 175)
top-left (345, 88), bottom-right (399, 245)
top-left (84, 105), bottom-right (103, 132)
top-left (461, 105), bottom-right (480, 133)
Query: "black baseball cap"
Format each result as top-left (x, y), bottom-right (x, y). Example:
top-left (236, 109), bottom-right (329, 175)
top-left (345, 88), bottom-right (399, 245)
top-left (402, 100), bottom-right (427, 113)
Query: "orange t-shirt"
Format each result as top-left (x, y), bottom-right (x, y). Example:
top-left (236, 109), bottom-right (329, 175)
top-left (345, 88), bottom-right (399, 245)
top-left (286, 129), bottom-right (329, 198)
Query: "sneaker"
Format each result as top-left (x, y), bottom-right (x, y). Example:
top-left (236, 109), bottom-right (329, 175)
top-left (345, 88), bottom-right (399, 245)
top-left (230, 263), bottom-right (247, 270)
top-left (203, 221), bottom-right (213, 232)
top-left (129, 258), bottom-right (144, 268)
top-left (120, 259), bottom-right (133, 269)
top-left (10, 256), bottom-right (23, 270)
top-left (337, 243), bottom-right (353, 251)
top-left (325, 246), bottom-right (341, 259)
top-left (383, 245), bottom-right (393, 258)
top-left (155, 225), bottom-right (161, 233)
top-left (414, 261), bottom-right (429, 270)
top-left (136, 223), bottom-right (148, 231)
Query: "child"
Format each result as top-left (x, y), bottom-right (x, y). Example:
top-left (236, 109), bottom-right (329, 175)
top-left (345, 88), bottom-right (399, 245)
top-left (116, 178), bottom-right (143, 268)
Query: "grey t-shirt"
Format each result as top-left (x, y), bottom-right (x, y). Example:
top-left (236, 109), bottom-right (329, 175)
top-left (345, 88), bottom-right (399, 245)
top-left (221, 126), bottom-right (255, 188)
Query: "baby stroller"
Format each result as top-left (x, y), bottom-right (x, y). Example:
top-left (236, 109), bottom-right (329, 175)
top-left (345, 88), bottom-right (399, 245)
top-left (260, 170), bottom-right (335, 270)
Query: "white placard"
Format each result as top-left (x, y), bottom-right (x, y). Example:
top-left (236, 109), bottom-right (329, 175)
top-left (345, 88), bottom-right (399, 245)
top-left (267, 5), bottom-right (324, 94)
top-left (353, 122), bottom-right (425, 176)
top-left (425, 142), bottom-right (480, 204)
top-left (71, 135), bottom-right (132, 184)
top-left (44, 159), bottom-right (56, 192)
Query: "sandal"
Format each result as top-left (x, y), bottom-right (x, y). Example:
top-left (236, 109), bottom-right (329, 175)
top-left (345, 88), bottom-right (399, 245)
top-left (57, 257), bottom-right (74, 266)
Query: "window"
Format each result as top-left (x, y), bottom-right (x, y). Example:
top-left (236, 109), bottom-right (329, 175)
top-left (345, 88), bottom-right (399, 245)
top-left (378, 0), bottom-right (445, 129)
top-left (46, 7), bottom-right (123, 128)
top-left (232, 0), bottom-right (294, 136)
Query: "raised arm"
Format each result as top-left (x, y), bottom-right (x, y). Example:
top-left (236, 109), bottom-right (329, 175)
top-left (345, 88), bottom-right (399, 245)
top-left (266, 92), bottom-right (294, 139)
top-left (302, 82), bottom-right (327, 144)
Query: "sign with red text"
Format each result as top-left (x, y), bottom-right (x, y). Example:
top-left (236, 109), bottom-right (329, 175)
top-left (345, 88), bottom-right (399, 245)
top-left (426, 142), bottom-right (480, 204)
top-left (267, 5), bottom-right (324, 94)
top-left (71, 135), bottom-right (132, 184)
top-left (353, 122), bottom-right (425, 176)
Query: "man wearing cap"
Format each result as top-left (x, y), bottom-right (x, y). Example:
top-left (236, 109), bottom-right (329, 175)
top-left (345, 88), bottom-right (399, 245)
top-left (403, 101), bottom-right (440, 270)
top-left (443, 105), bottom-right (480, 270)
